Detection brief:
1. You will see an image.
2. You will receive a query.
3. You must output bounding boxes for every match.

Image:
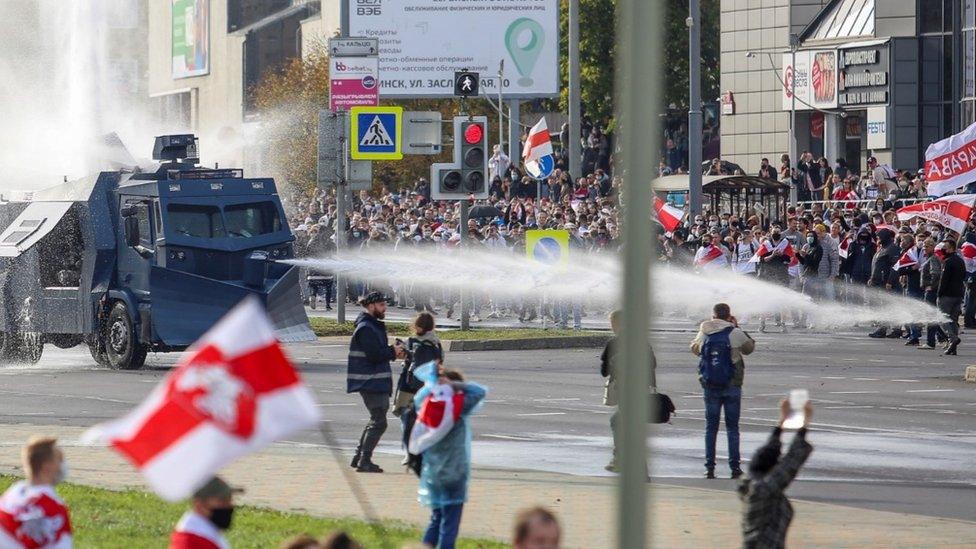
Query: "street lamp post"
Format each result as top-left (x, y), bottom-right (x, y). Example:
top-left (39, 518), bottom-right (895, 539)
top-left (687, 1), bottom-right (703, 218)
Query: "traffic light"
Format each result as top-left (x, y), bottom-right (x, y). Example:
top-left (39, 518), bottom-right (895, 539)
top-left (430, 116), bottom-right (489, 200)
top-left (454, 71), bottom-right (479, 97)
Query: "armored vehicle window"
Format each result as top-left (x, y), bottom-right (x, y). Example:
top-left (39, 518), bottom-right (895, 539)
top-left (224, 202), bottom-right (281, 238)
top-left (129, 202), bottom-right (152, 247)
top-left (168, 204), bottom-right (226, 238)
top-left (37, 206), bottom-right (83, 288)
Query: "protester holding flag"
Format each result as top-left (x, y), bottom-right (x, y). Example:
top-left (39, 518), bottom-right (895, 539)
top-left (169, 477), bottom-right (241, 549)
top-left (349, 291), bottom-right (406, 474)
top-left (0, 437), bottom-right (72, 549)
top-left (408, 364), bottom-right (487, 549)
top-left (694, 231), bottom-right (730, 272)
top-left (523, 118), bottom-right (555, 181)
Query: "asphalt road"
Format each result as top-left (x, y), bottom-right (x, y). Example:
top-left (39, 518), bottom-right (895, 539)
top-left (1, 324), bottom-right (975, 522)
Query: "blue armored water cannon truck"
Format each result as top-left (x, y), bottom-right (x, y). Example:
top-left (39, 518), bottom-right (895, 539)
top-left (0, 134), bottom-right (314, 369)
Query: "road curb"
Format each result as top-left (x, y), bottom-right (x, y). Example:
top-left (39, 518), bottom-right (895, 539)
top-left (444, 335), bottom-right (612, 352)
top-left (316, 334), bottom-right (613, 351)
top-left (965, 365), bottom-right (976, 382)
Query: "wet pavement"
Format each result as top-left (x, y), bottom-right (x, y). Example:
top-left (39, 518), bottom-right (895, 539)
top-left (1, 324), bottom-right (975, 521)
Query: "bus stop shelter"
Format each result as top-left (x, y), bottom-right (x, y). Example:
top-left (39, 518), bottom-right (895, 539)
top-left (652, 175), bottom-right (790, 220)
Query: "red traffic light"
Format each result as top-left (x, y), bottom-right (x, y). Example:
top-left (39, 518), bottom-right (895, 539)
top-left (463, 123), bottom-right (484, 144)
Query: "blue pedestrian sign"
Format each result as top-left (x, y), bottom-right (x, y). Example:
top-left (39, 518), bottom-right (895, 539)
top-left (350, 106), bottom-right (403, 160)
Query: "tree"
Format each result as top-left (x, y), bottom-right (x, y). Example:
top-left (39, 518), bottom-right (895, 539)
top-left (662, 0), bottom-right (720, 109)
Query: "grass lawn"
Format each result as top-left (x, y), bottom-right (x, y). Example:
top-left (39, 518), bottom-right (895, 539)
top-left (0, 476), bottom-right (504, 548)
top-left (310, 317), bottom-right (602, 341)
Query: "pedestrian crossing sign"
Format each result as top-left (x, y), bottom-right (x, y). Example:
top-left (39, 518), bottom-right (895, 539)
top-left (350, 106), bottom-right (403, 160)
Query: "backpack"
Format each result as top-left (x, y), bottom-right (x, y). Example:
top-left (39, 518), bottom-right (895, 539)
top-left (648, 392), bottom-right (676, 424)
top-left (698, 326), bottom-right (736, 387)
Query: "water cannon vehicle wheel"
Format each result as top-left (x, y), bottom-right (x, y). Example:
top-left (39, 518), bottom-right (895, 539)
top-left (104, 302), bottom-right (147, 370)
top-left (86, 334), bottom-right (110, 367)
top-left (13, 333), bottom-right (43, 364)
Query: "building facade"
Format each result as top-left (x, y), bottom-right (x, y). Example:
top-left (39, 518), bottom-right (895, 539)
top-left (721, 0), bottom-right (973, 175)
top-left (147, 0), bottom-right (339, 170)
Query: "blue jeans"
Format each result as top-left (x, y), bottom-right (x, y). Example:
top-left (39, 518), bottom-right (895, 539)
top-left (555, 299), bottom-right (581, 329)
top-left (423, 504), bottom-right (464, 549)
top-left (703, 385), bottom-right (741, 471)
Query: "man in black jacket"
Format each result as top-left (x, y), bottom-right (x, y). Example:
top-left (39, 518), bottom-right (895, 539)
top-left (868, 229), bottom-right (902, 338)
top-left (347, 292), bottom-right (406, 472)
top-left (938, 239), bottom-right (966, 355)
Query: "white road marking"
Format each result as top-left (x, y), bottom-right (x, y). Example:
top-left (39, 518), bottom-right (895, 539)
top-left (852, 378), bottom-right (879, 381)
top-left (906, 389), bottom-right (955, 393)
top-left (482, 434), bottom-right (535, 441)
top-left (824, 405), bottom-right (874, 409)
top-left (822, 376), bottom-right (847, 380)
top-left (791, 375), bottom-right (812, 378)
top-left (828, 391), bottom-right (879, 394)
top-left (891, 379), bottom-right (920, 383)
top-left (516, 412), bottom-right (566, 417)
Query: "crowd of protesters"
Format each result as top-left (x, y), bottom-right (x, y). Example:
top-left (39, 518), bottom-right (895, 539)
top-left (656, 153), bottom-right (971, 355)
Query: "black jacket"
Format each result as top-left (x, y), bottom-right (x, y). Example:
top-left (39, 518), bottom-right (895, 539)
top-left (870, 242), bottom-right (901, 288)
top-left (844, 237), bottom-right (875, 282)
top-left (347, 312), bottom-right (395, 394)
top-left (939, 252), bottom-right (966, 298)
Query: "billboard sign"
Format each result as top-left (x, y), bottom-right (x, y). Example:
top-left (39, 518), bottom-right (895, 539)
top-left (782, 50), bottom-right (837, 111)
top-left (349, 0), bottom-right (559, 98)
top-left (838, 46), bottom-right (890, 107)
top-left (172, 0), bottom-right (210, 79)
top-left (329, 57), bottom-right (380, 111)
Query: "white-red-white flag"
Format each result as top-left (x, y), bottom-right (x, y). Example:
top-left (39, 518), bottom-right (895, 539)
top-left (81, 298), bottom-right (321, 501)
top-left (694, 244), bottom-right (728, 271)
top-left (962, 242), bottom-right (976, 273)
top-left (838, 236), bottom-right (852, 259)
top-left (748, 238), bottom-right (800, 277)
top-left (895, 194), bottom-right (976, 235)
top-left (0, 482), bottom-right (72, 549)
top-left (924, 121), bottom-right (976, 197)
top-left (895, 247), bottom-right (919, 271)
top-left (653, 197), bottom-right (685, 233)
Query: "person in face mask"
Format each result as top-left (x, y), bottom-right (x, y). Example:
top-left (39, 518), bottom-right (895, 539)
top-left (867, 229), bottom-right (904, 338)
top-left (0, 437), bottom-right (73, 548)
top-left (170, 476), bottom-right (242, 548)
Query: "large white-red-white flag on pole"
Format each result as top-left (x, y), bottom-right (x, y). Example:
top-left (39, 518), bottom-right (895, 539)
top-left (748, 238), bottom-right (801, 277)
top-left (895, 247), bottom-right (919, 271)
top-left (522, 118), bottom-right (555, 179)
top-left (653, 197), bottom-right (685, 233)
top-left (895, 194), bottom-right (976, 235)
top-left (82, 298), bottom-right (321, 502)
top-left (694, 244), bottom-right (728, 272)
top-left (924, 121), bottom-right (976, 197)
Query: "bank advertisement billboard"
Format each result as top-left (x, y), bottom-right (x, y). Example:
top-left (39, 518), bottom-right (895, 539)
top-left (172, 0), bottom-right (210, 79)
top-left (782, 50), bottom-right (837, 111)
top-left (349, 0), bottom-right (559, 98)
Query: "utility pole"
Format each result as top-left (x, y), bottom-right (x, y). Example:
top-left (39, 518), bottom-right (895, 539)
top-left (687, 0), bottom-right (703, 218)
top-left (616, 0), bottom-right (660, 546)
top-left (498, 60), bottom-right (505, 156)
top-left (336, 0), bottom-right (350, 323)
top-left (568, 0), bottom-right (581, 179)
top-left (789, 33), bottom-right (799, 205)
top-left (508, 99), bottom-right (521, 170)
top-left (459, 199), bottom-right (470, 331)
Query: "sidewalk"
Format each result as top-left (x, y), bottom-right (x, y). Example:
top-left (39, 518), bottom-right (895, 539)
top-left (1, 424), bottom-right (973, 547)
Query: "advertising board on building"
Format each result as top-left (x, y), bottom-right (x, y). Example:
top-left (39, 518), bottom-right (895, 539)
top-left (329, 57), bottom-right (380, 111)
top-left (866, 106), bottom-right (889, 149)
top-left (782, 50), bottom-right (837, 111)
top-left (838, 45), bottom-right (889, 107)
top-left (349, 0), bottom-right (559, 98)
top-left (172, 0), bottom-right (209, 79)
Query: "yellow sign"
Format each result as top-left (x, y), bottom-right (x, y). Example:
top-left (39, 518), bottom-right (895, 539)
top-left (350, 106), bottom-right (402, 160)
top-left (525, 229), bottom-right (569, 272)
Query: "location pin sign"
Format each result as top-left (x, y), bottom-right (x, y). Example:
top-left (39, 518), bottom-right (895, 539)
top-left (505, 18), bottom-right (545, 87)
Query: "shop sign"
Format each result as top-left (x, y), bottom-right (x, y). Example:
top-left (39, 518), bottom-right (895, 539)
top-left (839, 45), bottom-right (890, 107)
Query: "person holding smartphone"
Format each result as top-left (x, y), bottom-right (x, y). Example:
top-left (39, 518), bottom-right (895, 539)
top-left (738, 400), bottom-right (814, 549)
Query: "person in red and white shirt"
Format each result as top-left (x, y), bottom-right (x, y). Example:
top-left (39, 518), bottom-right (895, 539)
top-left (169, 477), bottom-right (241, 549)
top-left (0, 436), bottom-right (73, 549)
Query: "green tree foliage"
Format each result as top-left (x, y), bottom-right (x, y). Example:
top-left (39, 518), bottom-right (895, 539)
top-left (663, 0), bottom-right (720, 109)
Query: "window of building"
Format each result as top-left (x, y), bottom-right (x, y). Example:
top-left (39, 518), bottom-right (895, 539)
top-left (963, 0), bottom-right (976, 126)
top-left (242, 10), bottom-right (305, 116)
top-left (227, 0), bottom-right (292, 33)
top-left (920, 0), bottom-right (955, 33)
top-left (151, 90), bottom-right (193, 132)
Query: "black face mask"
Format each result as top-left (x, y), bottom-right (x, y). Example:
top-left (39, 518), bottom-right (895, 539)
top-left (209, 507), bottom-right (234, 530)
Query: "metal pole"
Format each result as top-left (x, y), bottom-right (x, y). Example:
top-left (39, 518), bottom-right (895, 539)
top-left (459, 200), bottom-right (470, 331)
top-left (568, 0), bottom-right (581, 179)
top-left (508, 99), bottom-right (521, 169)
top-left (336, 111), bottom-right (348, 324)
top-left (789, 35), bottom-right (798, 205)
top-left (498, 60), bottom-right (505, 156)
top-left (336, 0), bottom-right (349, 323)
top-left (616, 0), bottom-right (659, 546)
top-left (687, 0), bottom-right (703, 218)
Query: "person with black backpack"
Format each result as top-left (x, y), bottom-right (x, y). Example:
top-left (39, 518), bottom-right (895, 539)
top-left (394, 312), bottom-right (444, 474)
top-left (690, 303), bottom-right (755, 479)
